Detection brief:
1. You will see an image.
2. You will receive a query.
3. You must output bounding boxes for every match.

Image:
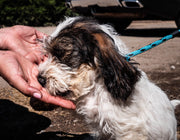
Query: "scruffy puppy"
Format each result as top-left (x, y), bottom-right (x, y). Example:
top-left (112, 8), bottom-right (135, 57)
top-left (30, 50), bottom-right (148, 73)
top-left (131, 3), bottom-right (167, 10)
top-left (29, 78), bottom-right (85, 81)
top-left (38, 17), bottom-right (180, 140)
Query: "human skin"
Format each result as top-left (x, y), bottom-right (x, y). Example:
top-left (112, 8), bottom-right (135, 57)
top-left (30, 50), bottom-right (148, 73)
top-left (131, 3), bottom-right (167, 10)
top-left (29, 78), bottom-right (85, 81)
top-left (0, 25), bottom-right (75, 109)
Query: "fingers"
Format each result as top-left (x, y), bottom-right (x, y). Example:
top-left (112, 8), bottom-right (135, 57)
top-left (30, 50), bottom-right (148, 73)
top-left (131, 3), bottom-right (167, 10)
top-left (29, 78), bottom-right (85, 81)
top-left (40, 88), bottom-right (76, 109)
top-left (16, 52), bottom-right (76, 109)
top-left (10, 75), bottom-right (76, 109)
top-left (0, 27), bottom-right (75, 109)
top-left (10, 70), bottom-right (76, 109)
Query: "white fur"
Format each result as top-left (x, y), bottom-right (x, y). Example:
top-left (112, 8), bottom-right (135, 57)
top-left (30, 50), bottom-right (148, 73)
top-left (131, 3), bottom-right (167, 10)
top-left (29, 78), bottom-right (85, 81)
top-left (51, 17), bottom-right (81, 38)
top-left (39, 17), bottom-right (180, 140)
top-left (77, 71), bottom-right (177, 140)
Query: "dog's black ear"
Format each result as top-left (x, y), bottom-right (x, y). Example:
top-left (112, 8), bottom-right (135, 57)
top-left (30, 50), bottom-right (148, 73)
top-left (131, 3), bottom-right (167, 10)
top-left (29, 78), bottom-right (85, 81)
top-left (93, 33), bottom-right (140, 101)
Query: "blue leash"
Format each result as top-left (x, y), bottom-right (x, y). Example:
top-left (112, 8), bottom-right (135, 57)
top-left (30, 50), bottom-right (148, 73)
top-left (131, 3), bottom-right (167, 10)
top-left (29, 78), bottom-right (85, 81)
top-left (125, 29), bottom-right (180, 61)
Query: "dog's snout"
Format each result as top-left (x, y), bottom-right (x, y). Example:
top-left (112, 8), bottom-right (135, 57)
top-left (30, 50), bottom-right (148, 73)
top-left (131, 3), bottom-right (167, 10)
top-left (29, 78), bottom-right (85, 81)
top-left (38, 75), bottom-right (46, 87)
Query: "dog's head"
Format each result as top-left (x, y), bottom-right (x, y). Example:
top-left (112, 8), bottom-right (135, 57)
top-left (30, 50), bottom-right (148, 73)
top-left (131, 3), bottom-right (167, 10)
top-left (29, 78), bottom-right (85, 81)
top-left (38, 17), bottom-right (140, 102)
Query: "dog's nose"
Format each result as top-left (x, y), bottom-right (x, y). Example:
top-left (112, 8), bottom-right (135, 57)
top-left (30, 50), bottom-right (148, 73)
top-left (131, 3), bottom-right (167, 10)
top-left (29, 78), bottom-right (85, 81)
top-left (38, 75), bottom-right (46, 87)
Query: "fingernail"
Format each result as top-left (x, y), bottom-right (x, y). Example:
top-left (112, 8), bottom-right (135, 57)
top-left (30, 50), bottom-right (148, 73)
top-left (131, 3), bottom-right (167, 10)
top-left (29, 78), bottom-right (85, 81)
top-left (33, 93), bottom-right (42, 99)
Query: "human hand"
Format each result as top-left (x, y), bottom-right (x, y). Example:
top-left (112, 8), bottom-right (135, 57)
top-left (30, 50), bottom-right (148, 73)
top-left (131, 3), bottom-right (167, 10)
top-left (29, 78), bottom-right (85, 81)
top-left (0, 25), bottom-right (45, 64)
top-left (0, 51), bottom-right (75, 109)
top-left (0, 26), bottom-right (76, 109)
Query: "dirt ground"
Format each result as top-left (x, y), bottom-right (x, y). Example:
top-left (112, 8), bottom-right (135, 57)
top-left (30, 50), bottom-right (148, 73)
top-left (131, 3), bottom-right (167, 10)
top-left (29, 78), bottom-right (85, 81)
top-left (0, 20), bottom-right (180, 140)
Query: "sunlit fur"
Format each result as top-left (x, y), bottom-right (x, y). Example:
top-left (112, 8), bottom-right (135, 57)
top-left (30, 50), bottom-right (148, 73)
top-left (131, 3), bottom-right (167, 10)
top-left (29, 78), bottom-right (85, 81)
top-left (38, 17), bottom-right (180, 140)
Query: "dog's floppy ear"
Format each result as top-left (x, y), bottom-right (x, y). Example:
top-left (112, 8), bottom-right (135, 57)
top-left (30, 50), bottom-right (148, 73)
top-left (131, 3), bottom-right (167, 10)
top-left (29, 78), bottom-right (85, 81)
top-left (93, 33), bottom-right (140, 101)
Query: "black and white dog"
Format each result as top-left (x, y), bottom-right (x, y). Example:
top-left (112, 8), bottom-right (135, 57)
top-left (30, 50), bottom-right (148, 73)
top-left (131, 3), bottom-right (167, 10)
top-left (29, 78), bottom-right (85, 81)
top-left (38, 17), bottom-right (180, 140)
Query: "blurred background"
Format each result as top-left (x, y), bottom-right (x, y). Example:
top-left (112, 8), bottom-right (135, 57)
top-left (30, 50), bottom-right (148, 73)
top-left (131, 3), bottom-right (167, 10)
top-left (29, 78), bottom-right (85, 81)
top-left (0, 0), bottom-right (76, 27)
top-left (1, 0), bottom-right (180, 31)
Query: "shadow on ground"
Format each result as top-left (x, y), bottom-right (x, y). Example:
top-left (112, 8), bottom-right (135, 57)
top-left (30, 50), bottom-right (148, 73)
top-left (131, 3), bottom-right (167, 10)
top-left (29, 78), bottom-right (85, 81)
top-left (0, 99), bottom-right (93, 140)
